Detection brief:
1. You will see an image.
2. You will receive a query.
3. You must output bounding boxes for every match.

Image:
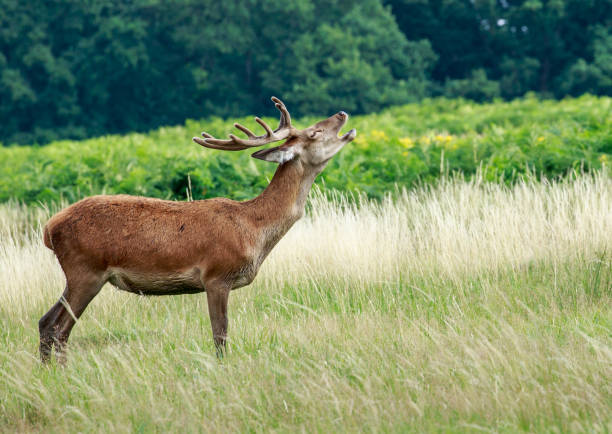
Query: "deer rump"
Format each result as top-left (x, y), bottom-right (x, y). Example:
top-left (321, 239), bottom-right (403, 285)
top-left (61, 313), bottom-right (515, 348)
top-left (44, 194), bottom-right (258, 296)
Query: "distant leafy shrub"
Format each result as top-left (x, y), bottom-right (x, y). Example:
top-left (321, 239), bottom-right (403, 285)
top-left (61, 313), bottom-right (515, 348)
top-left (443, 69), bottom-right (501, 102)
top-left (0, 95), bottom-right (610, 204)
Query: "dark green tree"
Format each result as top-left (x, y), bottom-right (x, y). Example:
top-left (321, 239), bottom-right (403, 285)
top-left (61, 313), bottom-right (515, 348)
top-left (0, 0), bottom-right (437, 145)
top-left (2, 0), bottom-right (611, 145)
top-left (558, 25), bottom-right (612, 96)
top-left (385, 0), bottom-right (612, 99)
top-left (259, 0), bottom-right (437, 115)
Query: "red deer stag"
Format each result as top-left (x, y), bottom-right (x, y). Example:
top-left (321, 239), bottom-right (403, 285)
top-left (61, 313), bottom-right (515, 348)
top-left (39, 97), bottom-right (356, 362)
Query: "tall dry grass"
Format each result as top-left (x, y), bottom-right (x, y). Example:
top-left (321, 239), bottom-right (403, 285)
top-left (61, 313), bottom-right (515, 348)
top-left (0, 174), bottom-right (611, 432)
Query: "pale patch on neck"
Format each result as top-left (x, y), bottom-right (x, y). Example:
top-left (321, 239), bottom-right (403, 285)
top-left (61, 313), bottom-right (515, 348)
top-left (277, 148), bottom-right (296, 164)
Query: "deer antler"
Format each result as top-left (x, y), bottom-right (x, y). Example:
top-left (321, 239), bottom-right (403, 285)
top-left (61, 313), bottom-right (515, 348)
top-left (193, 97), bottom-right (295, 151)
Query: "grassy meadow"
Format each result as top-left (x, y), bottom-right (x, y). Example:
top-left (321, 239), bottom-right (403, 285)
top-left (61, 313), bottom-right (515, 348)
top-left (1, 173), bottom-right (611, 432)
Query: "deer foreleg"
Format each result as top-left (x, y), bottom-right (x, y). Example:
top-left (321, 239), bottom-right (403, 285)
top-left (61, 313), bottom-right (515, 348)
top-left (205, 283), bottom-right (231, 358)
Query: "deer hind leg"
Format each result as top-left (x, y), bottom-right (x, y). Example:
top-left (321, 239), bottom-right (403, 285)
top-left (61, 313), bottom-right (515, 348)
top-left (39, 270), bottom-right (105, 364)
top-left (205, 282), bottom-right (231, 358)
top-left (39, 300), bottom-right (63, 363)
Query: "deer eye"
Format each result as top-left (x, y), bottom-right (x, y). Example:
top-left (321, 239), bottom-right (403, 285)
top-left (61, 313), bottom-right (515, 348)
top-left (309, 129), bottom-right (322, 139)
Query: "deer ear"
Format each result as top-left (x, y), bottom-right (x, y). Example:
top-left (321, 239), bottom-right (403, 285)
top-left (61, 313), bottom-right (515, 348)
top-left (251, 146), bottom-right (296, 164)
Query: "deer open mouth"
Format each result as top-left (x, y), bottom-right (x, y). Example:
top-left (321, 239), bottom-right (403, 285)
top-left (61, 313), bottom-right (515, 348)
top-left (340, 128), bottom-right (357, 141)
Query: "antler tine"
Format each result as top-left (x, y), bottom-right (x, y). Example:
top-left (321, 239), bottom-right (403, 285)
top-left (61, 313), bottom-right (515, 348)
top-left (193, 133), bottom-right (249, 150)
top-left (271, 96), bottom-right (291, 131)
top-left (255, 117), bottom-right (275, 137)
top-left (233, 123), bottom-right (256, 138)
top-left (194, 96), bottom-right (295, 150)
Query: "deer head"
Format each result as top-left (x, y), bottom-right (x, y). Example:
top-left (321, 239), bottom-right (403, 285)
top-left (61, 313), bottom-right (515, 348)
top-left (192, 97), bottom-right (357, 172)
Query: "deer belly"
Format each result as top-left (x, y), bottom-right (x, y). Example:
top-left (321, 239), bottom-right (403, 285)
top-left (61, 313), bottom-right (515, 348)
top-left (107, 268), bottom-right (204, 295)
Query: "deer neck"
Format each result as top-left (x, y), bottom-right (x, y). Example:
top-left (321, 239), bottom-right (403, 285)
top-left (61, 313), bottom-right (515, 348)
top-left (246, 159), bottom-right (317, 241)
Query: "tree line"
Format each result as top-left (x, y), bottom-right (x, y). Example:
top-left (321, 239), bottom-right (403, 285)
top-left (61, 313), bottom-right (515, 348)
top-left (0, 0), bottom-right (610, 145)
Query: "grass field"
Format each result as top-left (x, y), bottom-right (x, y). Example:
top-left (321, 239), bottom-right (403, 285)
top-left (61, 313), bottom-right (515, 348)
top-left (1, 173), bottom-right (610, 432)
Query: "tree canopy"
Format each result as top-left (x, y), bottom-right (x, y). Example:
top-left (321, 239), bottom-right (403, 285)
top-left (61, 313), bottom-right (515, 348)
top-left (0, 0), bottom-right (610, 145)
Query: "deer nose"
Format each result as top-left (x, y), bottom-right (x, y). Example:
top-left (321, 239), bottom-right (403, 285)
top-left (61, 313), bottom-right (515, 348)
top-left (337, 111), bottom-right (348, 119)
